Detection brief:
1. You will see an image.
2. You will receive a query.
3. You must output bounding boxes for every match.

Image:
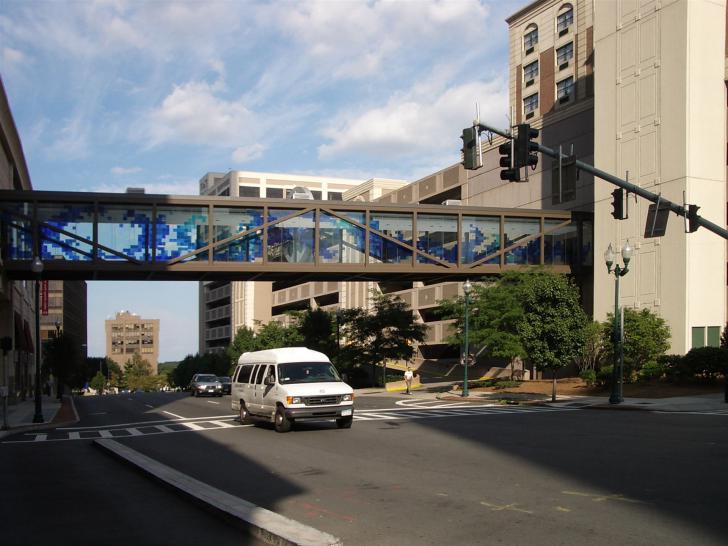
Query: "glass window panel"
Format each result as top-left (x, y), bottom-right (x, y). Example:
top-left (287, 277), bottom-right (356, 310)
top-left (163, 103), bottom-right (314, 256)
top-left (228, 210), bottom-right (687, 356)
top-left (557, 8), bottom-right (573, 32)
top-left (543, 219), bottom-right (577, 266)
top-left (417, 214), bottom-right (457, 264)
top-left (327, 192), bottom-right (343, 201)
top-left (557, 77), bottom-right (574, 99)
top-left (369, 213), bottom-right (412, 265)
top-left (267, 209), bottom-right (314, 263)
top-left (524, 93), bottom-right (539, 114)
top-left (98, 204), bottom-right (153, 261)
top-left (38, 204), bottom-right (94, 262)
top-left (238, 186), bottom-right (259, 198)
top-left (524, 61), bottom-right (539, 81)
top-left (213, 207), bottom-right (264, 262)
top-left (691, 327), bottom-right (705, 349)
top-left (461, 216), bottom-right (500, 265)
top-left (557, 42), bottom-right (574, 65)
top-left (320, 212), bottom-right (365, 264)
top-left (266, 188), bottom-right (283, 198)
top-left (155, 206), bottom-right (209, 262)
top-left (524, 28), bottom-right (538, 49)
top-left (1, 201), bottom-right (33, 260)
top-left (707, 326), bottom-right (720, 348)
top-left (505, 217), bottom-right (541, 264)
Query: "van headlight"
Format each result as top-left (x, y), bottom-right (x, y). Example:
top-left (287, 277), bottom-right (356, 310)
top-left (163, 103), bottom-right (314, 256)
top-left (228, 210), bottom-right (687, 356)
top-left (286, 396), bottom-right (302, 405)
top-left (342, 394), bottom-right (353, 401)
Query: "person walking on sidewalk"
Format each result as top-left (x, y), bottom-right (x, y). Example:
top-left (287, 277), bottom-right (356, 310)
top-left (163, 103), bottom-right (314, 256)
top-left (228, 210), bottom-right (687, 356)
top-left (404, 366), bottom-right (414, 395)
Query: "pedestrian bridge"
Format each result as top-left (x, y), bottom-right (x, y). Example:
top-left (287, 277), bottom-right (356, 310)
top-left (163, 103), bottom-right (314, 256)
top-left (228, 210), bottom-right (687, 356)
top-left (0, 190), bottom-right (592, 282)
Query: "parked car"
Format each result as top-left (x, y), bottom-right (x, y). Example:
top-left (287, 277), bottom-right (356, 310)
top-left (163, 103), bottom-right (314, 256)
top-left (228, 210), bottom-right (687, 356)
top-left (189, 374), bottom-right (223, 397)
top-left (231, 347), bottom-right (354, 432)
top-left (217, 376), bottom-right (232, 395)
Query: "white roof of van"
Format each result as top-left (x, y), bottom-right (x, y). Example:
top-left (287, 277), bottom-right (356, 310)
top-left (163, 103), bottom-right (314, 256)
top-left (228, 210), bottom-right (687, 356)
top-left (238, 347), bottom-right (330, 365)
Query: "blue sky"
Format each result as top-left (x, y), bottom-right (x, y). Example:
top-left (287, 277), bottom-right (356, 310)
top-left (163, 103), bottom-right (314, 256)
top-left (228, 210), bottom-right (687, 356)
top-left (1, 0), bottom-right (514, 361)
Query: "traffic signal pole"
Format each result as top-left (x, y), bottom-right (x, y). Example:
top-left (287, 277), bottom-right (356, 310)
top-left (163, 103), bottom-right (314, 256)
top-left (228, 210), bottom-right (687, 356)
top-left (474, 122), bottom-right (728, 241)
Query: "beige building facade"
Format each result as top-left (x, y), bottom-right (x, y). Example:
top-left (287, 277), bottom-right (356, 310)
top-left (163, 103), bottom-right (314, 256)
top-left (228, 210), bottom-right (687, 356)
top-left (105, 311), bottom-right (160, 371)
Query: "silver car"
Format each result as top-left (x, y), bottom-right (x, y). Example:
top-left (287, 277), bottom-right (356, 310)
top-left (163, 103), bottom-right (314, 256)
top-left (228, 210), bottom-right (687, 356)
top-left (189, 374), bottom-right (223, 397)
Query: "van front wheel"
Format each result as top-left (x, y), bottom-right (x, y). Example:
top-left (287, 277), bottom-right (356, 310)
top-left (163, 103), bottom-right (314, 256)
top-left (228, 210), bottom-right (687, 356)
top-left (239, 402), bottom-right (252, 425)
top-left (336, 416), bottom-right (353, 429)
top-left (274, 406), bottom-right (292, 433)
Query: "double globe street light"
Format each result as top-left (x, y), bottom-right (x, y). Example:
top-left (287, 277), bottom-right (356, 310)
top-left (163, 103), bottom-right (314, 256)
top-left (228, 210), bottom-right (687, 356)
top-left (604, 240), bottom-right (633, 405)
top-left (31, 256), bottom-right (44, 423)
top-left (462, 279), bottom-right (473, 398)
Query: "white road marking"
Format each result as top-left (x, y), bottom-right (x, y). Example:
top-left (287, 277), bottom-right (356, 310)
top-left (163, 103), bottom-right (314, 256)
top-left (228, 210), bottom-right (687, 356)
top-left (182, 421), bottom-right (205, 430)
top-left (68, 432), bottom-right (80, 440)
top-left (155, 425), bottom-right (175, 433)
top-left (209, 420), bottom-right (235, 428)
top-left (57, 414), bottom-right (236, 431)
top-left (99, 430), bottom-right (114, 438)
top-left (88, 412), bottom-right (107, 415)
top-left (206, 401), bottom-right (220, 405)
top-left (145, 404), bottom-right (154, 408)
top-left (34, 434), bottom-right (47, 442)
top-left (127, 428), bottom-right (142, 436)
top-left (163, 411), bottom-right (186, 419)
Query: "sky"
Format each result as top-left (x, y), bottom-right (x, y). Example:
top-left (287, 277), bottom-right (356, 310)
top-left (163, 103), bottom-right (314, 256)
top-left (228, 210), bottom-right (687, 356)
top-left (1, 0), bottom-right (515, 361)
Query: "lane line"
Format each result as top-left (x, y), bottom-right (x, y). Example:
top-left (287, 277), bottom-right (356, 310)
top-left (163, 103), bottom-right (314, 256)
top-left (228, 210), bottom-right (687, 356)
top-left (99, 430), bottom-right (114, 438)
top-left (163, 410), bottom-right (186, 419)
top-left (181, 422), bottom-right (205, 430)
top-left (207, 401), bottom-right (220, 405)
top-left (144, 404), bottom-right (154, 409)
top-left (34, 434), bottom-right (47, 442)
top-left (209, 420), bottom-right (236, 428)
top-left (57, 414), bottom-right (236, 431)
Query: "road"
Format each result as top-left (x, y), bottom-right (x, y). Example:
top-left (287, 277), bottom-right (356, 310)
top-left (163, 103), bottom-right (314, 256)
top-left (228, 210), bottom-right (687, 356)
top-left (3, 390), bottom-right (727, 545)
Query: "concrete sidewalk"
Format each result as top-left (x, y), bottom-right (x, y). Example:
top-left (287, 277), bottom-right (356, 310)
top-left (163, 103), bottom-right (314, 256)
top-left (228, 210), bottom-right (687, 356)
top-left (436, 389), bottom-right (728, 413)
top-left (0, 394), bottom-right (76, 439)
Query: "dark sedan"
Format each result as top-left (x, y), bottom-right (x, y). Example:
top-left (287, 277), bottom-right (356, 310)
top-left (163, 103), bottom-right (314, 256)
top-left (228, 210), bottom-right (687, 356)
top-left (217, 376), bottom-right (232, 395)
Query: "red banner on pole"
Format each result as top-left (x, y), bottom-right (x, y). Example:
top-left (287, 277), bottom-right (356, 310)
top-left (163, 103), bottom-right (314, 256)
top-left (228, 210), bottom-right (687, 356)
top-left (41, 280), bottom-right (49, 316)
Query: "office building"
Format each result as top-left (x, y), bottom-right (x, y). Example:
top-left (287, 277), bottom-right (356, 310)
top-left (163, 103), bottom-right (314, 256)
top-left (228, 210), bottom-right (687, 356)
top-left (105, 311), bottom-right (160, 371)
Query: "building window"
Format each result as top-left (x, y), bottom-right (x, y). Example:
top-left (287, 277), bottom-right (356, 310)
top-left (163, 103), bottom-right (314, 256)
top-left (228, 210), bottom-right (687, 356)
top-left (557, 6), bottom-right (574, 35)
top-left (327, 191), bottom-right (343, 201)
top-left (707, 326), bottom-right (721, 347)
top-left (557, 76), bottom-right (574, 102)
top-left (311, 190), bottom-right (322, 200)
top-left (523, 93), bottom-right (539, 118)
top-left (266, 188), bottom-right (283, 198)
top-left (239, 186), bottom-right (259, 198)
top-left (523, 61), bottom-right (539, 83)
top-left (556, 42), bottom-right (574, 67)
top-left (524, 26), bottom-right (538, 53)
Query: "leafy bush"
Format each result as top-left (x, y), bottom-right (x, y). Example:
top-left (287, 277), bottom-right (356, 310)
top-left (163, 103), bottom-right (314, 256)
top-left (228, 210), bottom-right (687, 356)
top-left (681, 347), bottom-right (728, 380)
top-left (596, 365), bottom-right (613, 387)
top-left (638, 361), bottom-right (666, 381)
top-left (659, 354), bottom-right (690, 382)
top-left (493, 380), bottom-right (521, 389)
top-left (579, 369), bottom-right (597, 386)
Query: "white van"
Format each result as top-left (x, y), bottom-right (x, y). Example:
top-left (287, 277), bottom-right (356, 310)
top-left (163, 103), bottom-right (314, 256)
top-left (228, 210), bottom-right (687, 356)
top-left (231, 347), bottom-right (354, 432)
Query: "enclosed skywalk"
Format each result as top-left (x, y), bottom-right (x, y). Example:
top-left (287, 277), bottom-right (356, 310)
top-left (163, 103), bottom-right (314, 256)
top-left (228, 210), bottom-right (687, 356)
top-left (0, 190), bottom-right (592, 282)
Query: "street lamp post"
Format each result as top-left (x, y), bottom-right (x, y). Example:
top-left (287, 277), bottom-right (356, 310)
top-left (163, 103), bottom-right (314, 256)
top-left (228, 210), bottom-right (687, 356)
top-left (604, 241), bottom-right (633, 405)
top-left (462, 279), bottom-right (473, 398)
top-left (31, 256), bottom-right (44, 423)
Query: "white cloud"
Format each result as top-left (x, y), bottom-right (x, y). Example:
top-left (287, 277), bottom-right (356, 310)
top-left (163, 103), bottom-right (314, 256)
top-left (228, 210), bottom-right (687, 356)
top-left (84, 178), bottom-right (199, 196)
top-left (2, 46), bottom-right (26, 66)
top-left (110, 166), bottom-right (142, 175)
top-left (318, 77), bottom-right (508, 165)
top-left (47, 115), bottom-right (91, 159)
top-left (232, 143), bottom-right (265, 163)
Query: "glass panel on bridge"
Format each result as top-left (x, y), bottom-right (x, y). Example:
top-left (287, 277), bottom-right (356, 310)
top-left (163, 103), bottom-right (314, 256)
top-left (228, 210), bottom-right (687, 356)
top-left (505, 217), bottom-right (541, 264)
top-left (155, 206), bottom-right (209, 262)
top-left (212, 207), bottom-right (263, 262)
top-left (416, 214), bottom-right (457, 264)
top-left (461, 216), bottom-right (500, 264)
top-left (543, 219), bottom-right (576, 266)
top-left (369, 213), bottom-right (413, 265)
top-left (38, 204), bottom-right (94, 261)
top-left (98, 204), bottom-right (153, 261)
top-left (319, 212), bottom-right (365, 264)
top-left (268, 209), bottom-right (315, 263)
top-left (1, 202), bottom-right (33, 260)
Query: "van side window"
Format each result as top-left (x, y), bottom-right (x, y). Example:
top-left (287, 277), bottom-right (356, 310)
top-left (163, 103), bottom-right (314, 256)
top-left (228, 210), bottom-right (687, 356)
top-left (236, 365), bottom-right (252, 384)
top-left (256, 365), bottom-right (269, 385)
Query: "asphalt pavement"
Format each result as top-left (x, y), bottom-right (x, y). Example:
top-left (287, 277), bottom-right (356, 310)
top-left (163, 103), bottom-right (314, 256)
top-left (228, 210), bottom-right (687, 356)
top-left (2, 390), bottom-right (727, 546)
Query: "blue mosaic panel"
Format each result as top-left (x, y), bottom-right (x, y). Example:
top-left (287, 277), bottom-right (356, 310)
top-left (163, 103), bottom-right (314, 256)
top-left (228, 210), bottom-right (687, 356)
top-left (155, 206), bottom-right (209, 262)
top-left (319, 212), bottom-right (365, 264)
top-left (1, 202), bottom-right (33, 260)
top-left (543, 219), bottom-right (576, 266)
top-left (505, 217), bottom-right (541, 265)
top-left (38, 204), bottom-right (94, 261)
top-left (461, 216), bottom-right (500, 264)
top-left (213, 207), bottom-right (264, 262)
top-left (98, 205), bottom-right (152, 261)
top-left (417, 214), bottom-right (457, 264)
top-left (369, 213), bottom-right (413, 265)
top-left (268, 209), bottom-right (314, 263)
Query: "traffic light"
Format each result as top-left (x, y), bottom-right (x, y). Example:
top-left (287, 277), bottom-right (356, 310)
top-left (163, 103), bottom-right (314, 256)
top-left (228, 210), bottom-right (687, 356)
top-left (687, 204), bottom-right (700, 233)
top-left (611, 188), bottom-right (625, 220)
top-left (515, 123), bottom-right (539, 169)
top-left (461, 127), bottom-right (479, 170)
top-left (499, 140), bottom-right (519, 181)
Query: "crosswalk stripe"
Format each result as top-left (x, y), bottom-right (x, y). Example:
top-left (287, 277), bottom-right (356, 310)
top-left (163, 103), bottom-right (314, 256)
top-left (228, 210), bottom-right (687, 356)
top-left (155, 425), bottom-right (175, 433)
top-left (68, 432), bottom-right (80, 440)
top-left (99, 430), bottom-right (114, 438)
top-left (209, 420), bottom-right (236, 428)
top-left (181, 421), bottom-right (206, 430)
top-left (127, 428), bottom-right (142, 436)
top-left (34, 434), bottom-right (47, 442)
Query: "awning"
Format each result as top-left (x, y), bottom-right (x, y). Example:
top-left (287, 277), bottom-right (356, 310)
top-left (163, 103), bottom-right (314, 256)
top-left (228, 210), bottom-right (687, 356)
top-left (23, 320), bottom-right (34, 354)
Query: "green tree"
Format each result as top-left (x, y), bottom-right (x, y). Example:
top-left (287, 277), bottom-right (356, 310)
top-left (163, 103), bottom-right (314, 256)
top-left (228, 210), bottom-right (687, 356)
top-left (124, 353), bottom-right (153, 391)
top-left (574, 321), bottom-right (604, 373)
top-left (601, 308), bottom-right (670, 381)
top-left (342, 292), bottom-right (427, 387)
top-left (441, 273), bottom-right (526, 379)
top-left (720, 323), bottom-right (728, 350)
top-left (226, 326), bottom-right (257, 365)
top-left (170, 351), bottom-right (234, 388)
top-left (254, 320), bottom-right (301, 350)
top-left (293, 308), bottom-right (337, 356)
top-left (89, 370), bottom-right (106, 394)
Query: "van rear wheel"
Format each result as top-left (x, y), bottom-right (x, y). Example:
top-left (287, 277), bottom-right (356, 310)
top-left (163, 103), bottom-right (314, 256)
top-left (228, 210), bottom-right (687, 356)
top-left (274, 406), bottom-right (292, 433)
top-left (336, 416), bottom-right (353, 429)
top-left (239, 402), bottom-right (252, 425)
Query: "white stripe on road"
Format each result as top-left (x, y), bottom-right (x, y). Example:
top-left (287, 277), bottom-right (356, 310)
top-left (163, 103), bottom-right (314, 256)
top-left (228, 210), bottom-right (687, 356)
top-left (99, 430), bottom-right (114, 438)
top-left (181, 421), bottom-right (205, 430)
top-left (163, 411), bottom-right (186, 419)
top-left (209, 420), bottom-right (235, 428)
top-left (155, 425), bottom-right (175, 433)
top-left (206, 401), bottom-right (220, 405)
top-left (68, 432), bottom-right (80, 440)
top-left (34, 434), bottom-right (47, 442)
top-left (145, 404), bottom-right (154, 408)
top-left (57, 414), bottom-right (236, 431)
top-left (127, 428), bottom-right (142, 436)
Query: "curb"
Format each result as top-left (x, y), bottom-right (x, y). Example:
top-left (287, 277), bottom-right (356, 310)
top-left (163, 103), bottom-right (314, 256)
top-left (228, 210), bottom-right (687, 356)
top-left (0, 395), bottom-right (80, 440)
top-left (94, 439), bottom-right (342, 546)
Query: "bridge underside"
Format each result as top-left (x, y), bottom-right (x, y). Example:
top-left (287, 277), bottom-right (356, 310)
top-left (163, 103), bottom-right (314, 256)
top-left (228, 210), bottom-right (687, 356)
top-left (1, 191), bottom-right (593, 282)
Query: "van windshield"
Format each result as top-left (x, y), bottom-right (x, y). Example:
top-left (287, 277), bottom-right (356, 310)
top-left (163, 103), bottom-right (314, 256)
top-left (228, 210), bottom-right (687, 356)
top-left (278, 362), bottom-right (341, 384)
